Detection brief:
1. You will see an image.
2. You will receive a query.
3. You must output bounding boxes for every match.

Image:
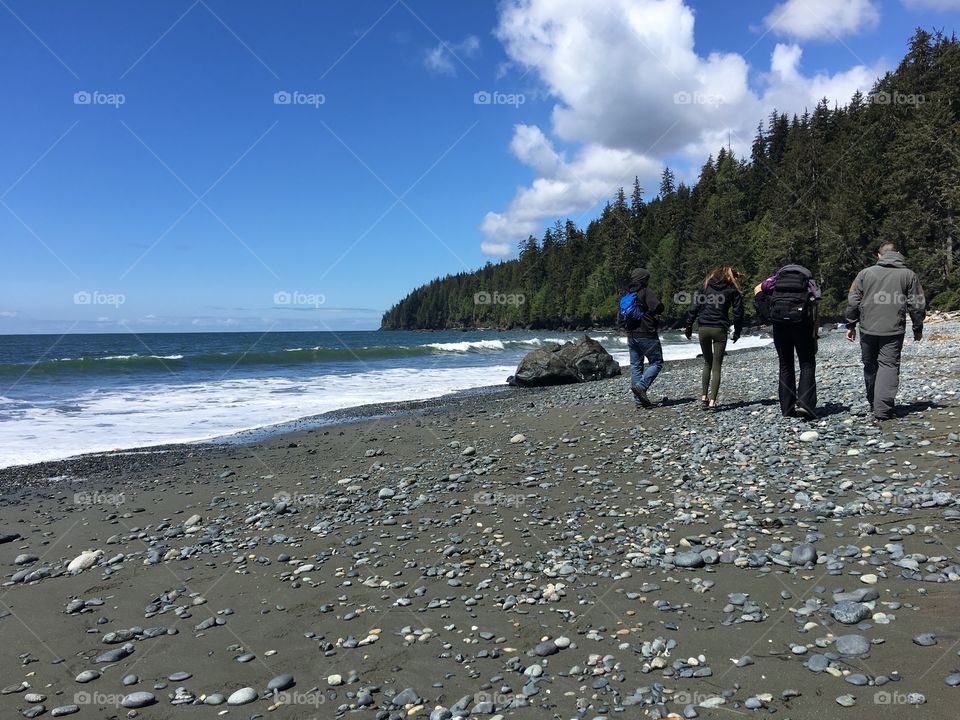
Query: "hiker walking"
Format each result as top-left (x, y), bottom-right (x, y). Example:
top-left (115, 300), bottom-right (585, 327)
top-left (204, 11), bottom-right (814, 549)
top-left (619, 268), bottom-right (665, 409)
top-left (684, 265), bottom-right (745, 411)
top-left (754, 264), bottom-right (821, 418)
top-left (844, 242), bottom-right (925, 421)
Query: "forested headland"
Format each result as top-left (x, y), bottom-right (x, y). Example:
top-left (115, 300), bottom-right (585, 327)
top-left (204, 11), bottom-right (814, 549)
top-left (382, 30), bottom-right (959, 330)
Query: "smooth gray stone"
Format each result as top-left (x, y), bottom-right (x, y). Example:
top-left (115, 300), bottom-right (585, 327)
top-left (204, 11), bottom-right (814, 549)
top-left (836, 635), bottom-right (871, 657)
top-left (51, 706), bottom-right (79, 717)
top-left (674, 551), bottom-right (705, 568)
top-left (121, 692), bottom-right (156, 708)
top-left (226, 687), bottom-right (257, 705)
top-left (267, 674), bottom-right (295, 692)
top-left (791, 544), bottom-right (818, 565)
top-left (831, 601), bottom-right (871, 624)
top-left (392, 688), bottom-right (421, 706)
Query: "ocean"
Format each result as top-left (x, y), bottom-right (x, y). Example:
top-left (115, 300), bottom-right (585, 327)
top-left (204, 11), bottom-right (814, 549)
top-left (0, 330), bottom-right (771, 468)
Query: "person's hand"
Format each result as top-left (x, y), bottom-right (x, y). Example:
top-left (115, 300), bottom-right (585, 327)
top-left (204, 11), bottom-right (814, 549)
top-left (684, 328), bottom-right (693, 340)
top-left (914, 327), bottom-right (923, 342)
top-left (845, 327), bottom-right (856, 342)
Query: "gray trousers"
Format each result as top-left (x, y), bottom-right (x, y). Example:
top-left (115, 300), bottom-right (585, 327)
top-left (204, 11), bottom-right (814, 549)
top-left (860, 333), bottom-right (905, 419)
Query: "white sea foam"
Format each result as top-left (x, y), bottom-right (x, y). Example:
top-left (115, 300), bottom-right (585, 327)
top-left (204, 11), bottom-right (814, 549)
top-left (0, 364), bottom-right (516, 468)
top-left (0, 334), bottom-right (773, 469)
top-left (424, 339), bottom-right (507, 352)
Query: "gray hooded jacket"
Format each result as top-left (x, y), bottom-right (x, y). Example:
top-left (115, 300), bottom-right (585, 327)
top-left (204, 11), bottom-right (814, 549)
top-left (845, 251), bottom-right (925, 336)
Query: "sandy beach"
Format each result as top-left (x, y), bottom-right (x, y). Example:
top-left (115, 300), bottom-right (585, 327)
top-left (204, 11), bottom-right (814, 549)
top-left (1, 326), bottom-right (958, 720)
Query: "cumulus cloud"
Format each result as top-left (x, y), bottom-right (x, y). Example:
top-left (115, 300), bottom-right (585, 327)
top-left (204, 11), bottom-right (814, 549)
top-left (481, 127), bottom-right (661, 243)
top-left (424, 35), bottom-right (480, 76)
top-left (764, 0), bottom-right (880, 40)
top-left (480, 0), bottom-right (885, 254)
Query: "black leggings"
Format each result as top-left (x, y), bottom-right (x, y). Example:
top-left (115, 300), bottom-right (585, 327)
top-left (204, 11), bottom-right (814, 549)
top-left (698, 326), bottom-right (727, 401)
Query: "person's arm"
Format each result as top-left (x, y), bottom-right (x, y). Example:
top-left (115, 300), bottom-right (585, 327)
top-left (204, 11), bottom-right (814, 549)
top-left (684, 292), bottom-right (699, 338)
top-left (731, 291), bottom-right (744, 341)
top-left (907, 273), bottom-right (926, 341)
top-left (759, 273), bottom-right (778, 294)
top-left (845, 271), bottom-right (864, 341)
top-left (645, 288), bottom-right (665, 316)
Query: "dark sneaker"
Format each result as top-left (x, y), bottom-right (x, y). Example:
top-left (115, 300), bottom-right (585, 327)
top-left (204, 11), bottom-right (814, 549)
top-left (632, 385), bottom-right (653, 408)
top-left (796, 406), bottom-right (818, 420)
top-left (700, 400), bottom-right (710, 410)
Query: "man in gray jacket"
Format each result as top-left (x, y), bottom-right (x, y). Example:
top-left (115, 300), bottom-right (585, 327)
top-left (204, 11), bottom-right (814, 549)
top-left (845, 242), bottom-right (926, 420)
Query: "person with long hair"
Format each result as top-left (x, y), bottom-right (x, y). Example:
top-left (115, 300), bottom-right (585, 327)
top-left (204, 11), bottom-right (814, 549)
top-left (684, 265), bottom-right (745, 410)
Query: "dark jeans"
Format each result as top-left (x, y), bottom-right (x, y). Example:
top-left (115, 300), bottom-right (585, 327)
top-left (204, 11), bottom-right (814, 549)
top-left (698, 326), bottom-right (728, 401)
top-left (773, 323), bottom-right (817, 415)
top-left (627, 335), bottom-right (663, 403)
top-left (860, 333), bottom-right (904, 419)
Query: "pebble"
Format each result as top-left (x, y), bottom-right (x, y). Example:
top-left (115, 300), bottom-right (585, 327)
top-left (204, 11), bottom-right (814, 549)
top-left (120, 692), bottom-right (156, 708)
top-left (836, 635), bottom-right (871, 657)
top-left (226, 687), bottom-right (257, 705)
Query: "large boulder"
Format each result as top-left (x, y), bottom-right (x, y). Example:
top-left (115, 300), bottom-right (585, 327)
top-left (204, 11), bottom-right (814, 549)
top-left (509, 336), bottom-right (621, 387)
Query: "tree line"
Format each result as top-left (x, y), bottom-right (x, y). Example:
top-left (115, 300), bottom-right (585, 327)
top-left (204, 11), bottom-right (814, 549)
top-left (382, 30), bottom-right (959, 330)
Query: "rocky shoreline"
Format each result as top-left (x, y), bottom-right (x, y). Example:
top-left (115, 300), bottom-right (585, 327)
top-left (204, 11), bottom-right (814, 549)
top-left (1, 325), bottom-right (958, 719)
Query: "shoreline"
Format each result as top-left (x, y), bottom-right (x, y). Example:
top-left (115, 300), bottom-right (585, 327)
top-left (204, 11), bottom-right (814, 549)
top-left (0, 337), bottom-right (773, 484)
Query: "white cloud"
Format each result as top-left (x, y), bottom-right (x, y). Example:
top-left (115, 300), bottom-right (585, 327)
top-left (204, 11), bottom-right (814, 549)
top-left (424, 35), bottom-right (480, 76)
top-left (764, 0), bottom-right (880, 40)
top-left (481, 127), bottom-right (661, 243)
top-left (0, 310), bottom-right (17, 318)
top-left (480, 0), bottom-right (885, 254)
top-left (902, 0), bottom-right (960, 8)
top-left (480, 241), bottom-right (513, 257)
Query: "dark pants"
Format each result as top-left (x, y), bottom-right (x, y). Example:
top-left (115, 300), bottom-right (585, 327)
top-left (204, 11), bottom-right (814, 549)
top-left (627, 335), bottom-right (663, 404)
top-left (698, 326), bottom-right (727, 401)
top-left (860, 333), bottom-right (904, 419)
top-left (773, 323), bottom-right (817, 416)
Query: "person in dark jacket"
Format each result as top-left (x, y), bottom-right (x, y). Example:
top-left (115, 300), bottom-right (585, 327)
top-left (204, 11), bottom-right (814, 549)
top-left (684, 266), bottom-right (744, 410)
top-left (754, 264), bottom-right (821, 418)
top-left (845, 242), bottom-right (925, 421)
top-left (623, 268), bottom-right (665, 408)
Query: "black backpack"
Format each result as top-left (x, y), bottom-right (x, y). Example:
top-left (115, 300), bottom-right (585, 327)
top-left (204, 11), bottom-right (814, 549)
top-left (768, 271), bottom-right (812, 324)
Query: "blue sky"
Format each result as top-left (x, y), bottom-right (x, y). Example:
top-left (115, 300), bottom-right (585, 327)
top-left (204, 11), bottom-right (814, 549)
top-left (1, 0), bottom-right (956, 333)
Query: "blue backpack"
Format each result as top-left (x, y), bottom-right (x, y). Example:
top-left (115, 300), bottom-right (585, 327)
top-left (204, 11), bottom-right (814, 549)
top-left (618, 292), bottom-right (645, 330)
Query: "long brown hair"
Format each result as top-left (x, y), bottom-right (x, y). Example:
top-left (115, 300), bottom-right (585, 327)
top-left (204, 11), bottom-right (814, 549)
top-left (703, 265), bottom-right (742, 293)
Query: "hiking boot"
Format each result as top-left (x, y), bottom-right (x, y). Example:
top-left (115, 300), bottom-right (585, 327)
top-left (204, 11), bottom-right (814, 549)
top-left (632, 385), bottom-right (653, 408)
top-left (796, 406), bottom-right (818, 420)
